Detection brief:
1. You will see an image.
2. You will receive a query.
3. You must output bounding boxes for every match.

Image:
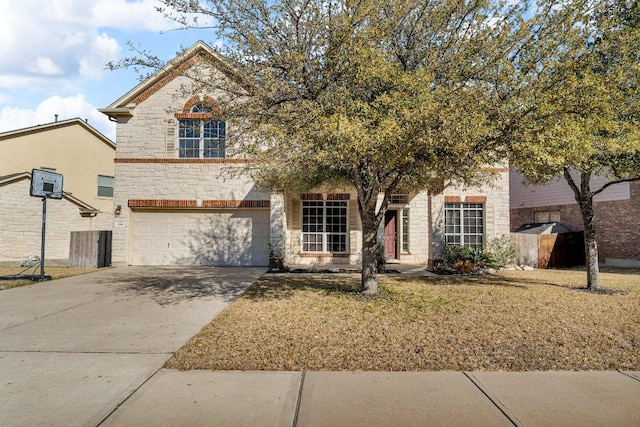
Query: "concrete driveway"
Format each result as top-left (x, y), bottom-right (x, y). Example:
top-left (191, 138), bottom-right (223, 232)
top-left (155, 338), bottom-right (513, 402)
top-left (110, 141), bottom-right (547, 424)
top-left (0, 266), bottom-right (264, 427)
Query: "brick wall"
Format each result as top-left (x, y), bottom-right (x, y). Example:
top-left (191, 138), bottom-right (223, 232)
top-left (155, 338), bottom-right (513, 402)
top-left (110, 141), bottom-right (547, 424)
top-left (510, 182), bottom-right (640, 263)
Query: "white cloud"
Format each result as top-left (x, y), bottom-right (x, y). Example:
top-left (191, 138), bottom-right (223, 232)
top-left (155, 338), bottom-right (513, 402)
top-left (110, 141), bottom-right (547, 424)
top-left (0, 0), bottom-right (178, 90)
top-left (0, 94), bottom-right (116, 141)
top-left (28, 58), bottom-right (63, 76)
top-left (91, 0), bottom-right (180, 32)
top-left (79, 33), bottom-right (123, 80)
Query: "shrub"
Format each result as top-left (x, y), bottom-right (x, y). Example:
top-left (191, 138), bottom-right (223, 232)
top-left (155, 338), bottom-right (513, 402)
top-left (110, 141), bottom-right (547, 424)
top-left (486, 234), bottom-right (516, 268)
top-left (442, 244), bottom-right (498, 271)
top-left (453, 259), bottom-right (474, 273)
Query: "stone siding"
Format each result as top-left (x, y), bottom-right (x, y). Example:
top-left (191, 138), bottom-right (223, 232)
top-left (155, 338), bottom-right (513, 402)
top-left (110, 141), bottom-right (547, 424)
top-left (111, 67), bottom-right (271, 265)
top-left (431, 171), bottom-right (511, 261)
top-left (109, 49), bottom-right (512, 267)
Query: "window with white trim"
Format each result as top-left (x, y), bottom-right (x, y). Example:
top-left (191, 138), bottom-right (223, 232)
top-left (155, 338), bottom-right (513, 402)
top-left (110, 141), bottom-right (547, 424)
top-left (444, 203), bottom-right (484, 249)
top-left (401, 208), bottom-right (409, 253)
top-left (97, 175), bottom-right (114, 197)
top-left (178, 103), bottom-right (225, 158)
top-left (302, 201), bottom-right (348, 253)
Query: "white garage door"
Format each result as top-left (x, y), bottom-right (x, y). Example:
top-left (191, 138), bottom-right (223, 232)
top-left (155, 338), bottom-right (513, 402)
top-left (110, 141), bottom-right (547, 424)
top-left (131, 210), bottom-right (270, 266)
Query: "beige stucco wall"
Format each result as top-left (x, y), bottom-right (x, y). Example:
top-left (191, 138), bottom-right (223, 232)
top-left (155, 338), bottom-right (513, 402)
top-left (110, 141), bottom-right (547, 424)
top-left (0, 178), bottom-right (112, 264)
top-left (0, 121), bottom-right (116, 213)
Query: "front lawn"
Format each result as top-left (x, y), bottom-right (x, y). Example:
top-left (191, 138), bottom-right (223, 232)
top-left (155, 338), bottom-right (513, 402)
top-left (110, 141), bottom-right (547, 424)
top-left (0, 266), bottom-right (100, 291)
top-left (166, 268), bottom-right (640, 371)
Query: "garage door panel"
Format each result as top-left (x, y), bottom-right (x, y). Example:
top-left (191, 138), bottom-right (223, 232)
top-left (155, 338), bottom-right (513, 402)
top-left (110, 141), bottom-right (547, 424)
top-left (132, 210), bottom-right (270, 266)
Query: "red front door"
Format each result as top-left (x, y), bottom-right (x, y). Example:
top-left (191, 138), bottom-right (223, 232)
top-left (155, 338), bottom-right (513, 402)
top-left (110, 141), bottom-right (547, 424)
top-left (384, 210), bottom-right (397, 260)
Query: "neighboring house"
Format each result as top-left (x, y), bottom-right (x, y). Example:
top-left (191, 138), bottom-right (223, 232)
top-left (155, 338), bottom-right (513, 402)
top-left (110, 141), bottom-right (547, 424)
top-left (0, 119), bottom-right (115, 264)
top-left (510, 170), bottom-right (640, 267)
top-left (100, 41), bottom-right (510, 267)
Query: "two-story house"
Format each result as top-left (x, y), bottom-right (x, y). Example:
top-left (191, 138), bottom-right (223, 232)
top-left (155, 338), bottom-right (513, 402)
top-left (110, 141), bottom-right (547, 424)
top-left (100, 41), bottom-right (510, 267)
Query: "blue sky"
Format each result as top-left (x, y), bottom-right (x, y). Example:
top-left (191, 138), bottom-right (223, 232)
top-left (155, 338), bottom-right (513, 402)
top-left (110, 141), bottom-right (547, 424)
top-left (0, 0), bottom-right (218, 141)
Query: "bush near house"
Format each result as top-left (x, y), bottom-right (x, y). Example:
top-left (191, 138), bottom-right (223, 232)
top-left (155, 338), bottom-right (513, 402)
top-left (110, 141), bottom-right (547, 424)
top-left (442, 245), bottom-right (498, 272)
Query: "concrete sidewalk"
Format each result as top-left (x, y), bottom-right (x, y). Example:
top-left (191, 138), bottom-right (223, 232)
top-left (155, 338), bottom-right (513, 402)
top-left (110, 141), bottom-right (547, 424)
top-left (3, 266), bottom-right (639, 426)
top-left (0, 266), bottom-right (264, 427)
top-left (103, 370), bottom-right (640, 426)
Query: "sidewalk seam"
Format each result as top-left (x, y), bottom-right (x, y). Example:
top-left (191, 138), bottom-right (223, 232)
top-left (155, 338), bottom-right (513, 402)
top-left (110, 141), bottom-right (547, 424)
top-left (618, 369), bottom-right (640, 384)
top-left (292, 370), bottom-right (306, 427)
top-left (464, 372), bottom-right (522, 427)
top-left (95, 366), bottom-right (164, 426)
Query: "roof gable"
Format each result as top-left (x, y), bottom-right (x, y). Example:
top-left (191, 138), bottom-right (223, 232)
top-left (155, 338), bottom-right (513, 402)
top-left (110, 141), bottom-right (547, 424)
top-left (0, 118), bottom-right (115, 150)
top-left (100, 41), bottom-right (244, 118)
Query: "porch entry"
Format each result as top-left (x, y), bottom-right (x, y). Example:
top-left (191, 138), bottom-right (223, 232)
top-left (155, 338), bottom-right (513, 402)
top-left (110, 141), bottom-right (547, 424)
top-left (384, 210), bottom-right (398, 259)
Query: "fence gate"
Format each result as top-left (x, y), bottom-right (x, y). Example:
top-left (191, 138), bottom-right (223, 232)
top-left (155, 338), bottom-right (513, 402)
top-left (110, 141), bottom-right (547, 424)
top-left (69, 230), bottom-right (112, 268)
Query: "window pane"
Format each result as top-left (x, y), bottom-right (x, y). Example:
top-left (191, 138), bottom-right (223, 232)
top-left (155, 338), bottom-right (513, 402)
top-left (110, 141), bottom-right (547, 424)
top-left (302, 200), bottom-right (347, 253)
top-left (179, 120), bottom-right (200, 158)
top-left (444, 203), bottom-right (484, 249)
top-left (203, 121), bottom-right (226, 158)
top-left (97, 175), bottom-right (114, 197)
top-left (192, 103), bottom-right (213, 113)
top-left (402, 208), bottom-right (409, 253)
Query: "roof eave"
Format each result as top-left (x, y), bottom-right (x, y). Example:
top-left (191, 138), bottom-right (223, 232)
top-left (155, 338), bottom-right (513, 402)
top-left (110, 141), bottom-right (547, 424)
top-left (98, 107), bottom-right (134, 121)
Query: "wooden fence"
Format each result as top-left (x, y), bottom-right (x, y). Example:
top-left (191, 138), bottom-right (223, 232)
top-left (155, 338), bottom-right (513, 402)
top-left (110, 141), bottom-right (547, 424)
top-left (511, 232), bottom-right (585, 269)
top-left (69, 230), bottom-right (112, 268)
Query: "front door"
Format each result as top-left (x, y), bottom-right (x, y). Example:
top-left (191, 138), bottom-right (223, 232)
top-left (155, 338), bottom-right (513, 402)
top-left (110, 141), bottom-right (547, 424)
top-left (384, 210), bottom-right (397, 259)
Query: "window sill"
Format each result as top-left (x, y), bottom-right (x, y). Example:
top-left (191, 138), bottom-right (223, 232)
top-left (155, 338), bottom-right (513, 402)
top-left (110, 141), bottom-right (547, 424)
top-left (299, 253), bottom-right (349, 258)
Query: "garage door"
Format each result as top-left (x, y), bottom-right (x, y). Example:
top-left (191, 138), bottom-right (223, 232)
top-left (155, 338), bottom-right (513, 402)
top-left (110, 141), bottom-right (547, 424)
top-left (131, 210), bottom-right (270, 266)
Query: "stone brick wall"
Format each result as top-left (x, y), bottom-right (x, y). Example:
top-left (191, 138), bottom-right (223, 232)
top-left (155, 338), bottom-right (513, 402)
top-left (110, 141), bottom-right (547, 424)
top-left (110, 57), bottom-right (512, 267)
top-left (279, 171), bottom-right (510, 266)
top-left (430, 170), bottom-right (511, 261)
top-left (111, 68), bottom-right (271, 265)
top-left (510, 182), bottom-right (640, 264)
top-left (0, 179), bottom-right (112, 264)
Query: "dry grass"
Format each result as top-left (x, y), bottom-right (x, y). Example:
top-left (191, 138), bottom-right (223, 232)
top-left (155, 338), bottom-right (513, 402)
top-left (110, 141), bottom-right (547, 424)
top-left (0, 266), bottom-right (100, 291)
top-left (166, 267), bottom-right (640, 372)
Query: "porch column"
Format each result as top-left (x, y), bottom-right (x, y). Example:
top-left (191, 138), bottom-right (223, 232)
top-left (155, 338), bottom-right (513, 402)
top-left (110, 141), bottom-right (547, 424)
top-left (269, 191), bottom-right (285, 263)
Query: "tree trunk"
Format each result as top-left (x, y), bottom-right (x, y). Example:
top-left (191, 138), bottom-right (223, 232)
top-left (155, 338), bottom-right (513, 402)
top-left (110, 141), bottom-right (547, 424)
top-left (361, 217), bottom-right (379, 294)
top-left (579, 195), bottom-right (602, 291)
top-left (565, 169), bottom-right (602, 291)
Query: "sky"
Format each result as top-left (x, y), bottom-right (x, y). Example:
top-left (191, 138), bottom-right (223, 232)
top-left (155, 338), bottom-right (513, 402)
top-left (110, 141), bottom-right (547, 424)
top-left (0, 0), bottom-right (217, 142)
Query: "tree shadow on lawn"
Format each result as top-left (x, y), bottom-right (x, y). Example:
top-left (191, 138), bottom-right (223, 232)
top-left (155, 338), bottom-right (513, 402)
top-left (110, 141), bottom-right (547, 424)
top-left (242, 273), bottom-right (537, 302)
top-left (242, 275), bottom-right (361, 301)
top-left (242, 269), bottom-right (633, 303)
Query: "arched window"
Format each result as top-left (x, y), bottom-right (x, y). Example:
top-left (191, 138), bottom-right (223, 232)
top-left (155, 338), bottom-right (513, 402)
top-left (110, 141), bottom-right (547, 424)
top-left (178, 102), bottom-right (226, 158)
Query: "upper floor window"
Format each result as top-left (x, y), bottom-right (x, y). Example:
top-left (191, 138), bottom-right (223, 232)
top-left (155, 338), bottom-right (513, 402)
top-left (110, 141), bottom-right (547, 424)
top-left (178, 102), bottom-right (226, 158)
top-left (97, 175), bottom-right (114, 197)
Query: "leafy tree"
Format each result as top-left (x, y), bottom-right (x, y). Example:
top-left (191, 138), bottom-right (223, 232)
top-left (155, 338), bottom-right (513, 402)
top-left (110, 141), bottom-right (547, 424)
top-left (117, 0), bottom-right (602, 293)
top-left (511, 0), bottom-right (640, 291)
